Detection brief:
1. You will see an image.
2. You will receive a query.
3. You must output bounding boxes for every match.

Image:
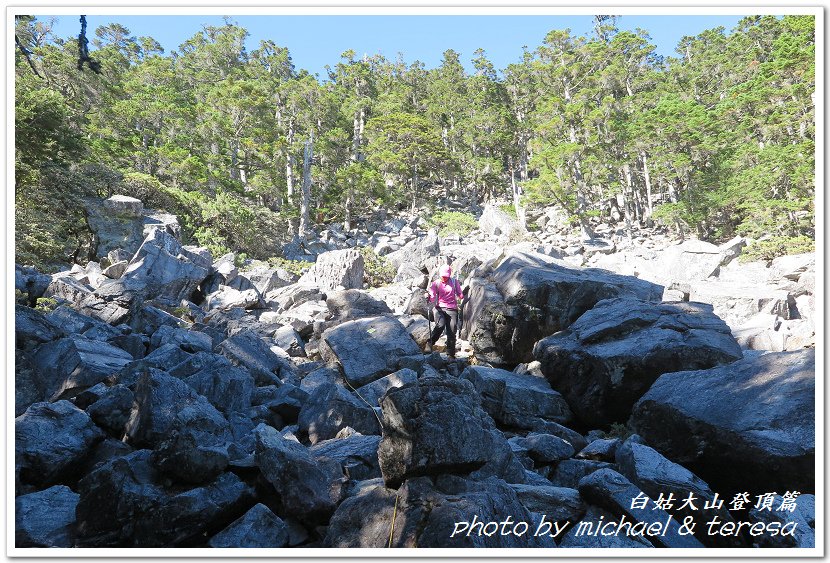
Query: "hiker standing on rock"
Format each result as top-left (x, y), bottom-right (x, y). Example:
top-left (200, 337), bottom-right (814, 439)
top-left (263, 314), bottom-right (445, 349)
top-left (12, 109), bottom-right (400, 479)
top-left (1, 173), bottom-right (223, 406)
top-left (425, 264), bottom-right (463, 358)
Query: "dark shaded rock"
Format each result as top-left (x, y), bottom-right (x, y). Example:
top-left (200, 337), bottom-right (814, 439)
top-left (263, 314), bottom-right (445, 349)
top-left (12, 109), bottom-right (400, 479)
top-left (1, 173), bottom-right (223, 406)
top-left (615, 436), bottom-right (746, 548)
top-left (747, 494), bottom-right (814, 548)
top-left (78, 438), bottom-right (134, 477)
top-left (560, 505), bottom-right (654, 548)
top-left (208, 503), bottom-right (289, 548)
top-left (265, 383), bottom-right (309, 422)
top-left (577, 468), bottom-right (704, 548)
top-left (15, 350), bottom-right (41, 416)
top-left (75, 450), bottom-right (253, 547)
top-left (109, 333), bottom-right (147, 359)
top-left (377, 376), bottom-right (524, 488)
top-left (86, 384), bottom-right (134, 436)
top-left (326, 476), bottom-right (553, 548)
top-left (531, 419), bottom-right (588, 452)
top-left (534, 298), bottom-right (742, 427)
top-left (140, 343), bottom-right (193, 371)
top-left (254, 424), bottom-right (338, 525)
top-left (16, 401), bottom-right (104, 491)
top-left (521, 432), bottom-right (576, 464)
top-left (631, 349), bottom-right (814, 495)
top-left (298, 383), bottom-right (381, 444)
top-left (15, 263), bottom-right (52, 302)
top-left (15, 305), bottom-right (63, 350)
top-left (310, 434), bottom-right (382, 481)
top-left (548, 459), bottom-right (614, 489)
top-left (319, 315), bottom-right (422, 387)
top-left (576, 438), bottom-right (620, 462)
top-left (124, 371), bottom-right (227, 447)
top-left (182, 357), bottom-right (255, 415)
top-left (509, 484), bottom-right (586, 523)
top-left (32, 335), bottom-right (134, 401)
top-left (460, 365), bottom-right (573, 429)
top-left (15, 485), bottom-right (80, 547)
top-left (217, 328), bottom-right (295, 385)
top-left (463, 250), bottom-right (663, 366)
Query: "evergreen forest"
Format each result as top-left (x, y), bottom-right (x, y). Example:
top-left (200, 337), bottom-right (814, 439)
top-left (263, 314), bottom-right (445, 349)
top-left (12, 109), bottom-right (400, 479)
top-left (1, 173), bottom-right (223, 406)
top-left (14, 15), bottom-right (815, 272)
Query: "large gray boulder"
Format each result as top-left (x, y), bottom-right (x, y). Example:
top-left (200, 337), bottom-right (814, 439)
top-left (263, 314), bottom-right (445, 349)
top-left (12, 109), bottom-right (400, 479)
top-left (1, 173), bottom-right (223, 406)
top-left (117, 229), bottom-right (210, 303)
top-left (254, 424), bottom-right (338, 524)
top-left (326, 288), bottom-right (392, 321)
top-left (208, 503), bottom-right (289, 548)
top-left (297, 383), bottom-right (382, 444)
top-left (86, 195), bottom-right (146, 260)
top-left (298, 248), bottom-right (364, 291)
top-left (386, 228), bottom-right (440, 270)
top-left (615, 436), bottom-right (746, 548)
top-left (16, 401), bottom-right (104, 490)
top-left (319, 316), bottom-right (421, 387)
top-left (689, 280), bottom-right (796, 329)
top-left (216, 328), bottom-right (296, 385)
top-left (577, 468), bottom-right (704, 548)
top-left (508, 484), bottom-right (585, 524)
top-left (460, 365), bottom-right (573, 429)
top-left (15, 485), bottom-right (80, 547)
top-left (479, 204), bottom-right (520, 238)
top-left (310, 434), bottom-right (382, 481)
top-left (630, 349), bottom-right (814, 495)
top-left (534, 298), bottom-right (743, 427)
top-left (353, 368), bottom-right (418, 407)
top-left (463, 250), bottom-right (663, 366)
top-left (326, 476), bottom-right (553, 548)
top-left (377, 376), bottom-right (524, 488)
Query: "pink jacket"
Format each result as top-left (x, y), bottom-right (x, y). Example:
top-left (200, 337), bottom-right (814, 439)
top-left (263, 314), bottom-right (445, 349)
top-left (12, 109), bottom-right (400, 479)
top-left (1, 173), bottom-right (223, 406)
top-left (428, 278), bottom-right (462, 310)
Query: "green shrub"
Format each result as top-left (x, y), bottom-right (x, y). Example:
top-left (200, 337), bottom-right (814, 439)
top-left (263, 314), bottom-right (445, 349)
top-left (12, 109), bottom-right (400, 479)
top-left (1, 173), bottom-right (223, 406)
top-left (359, 246), bottom-right (396, 288)
top-left (425, 210), bottom-right (478, 237)
top-left (498, 204), bottom-right (518, 218)
top-left (34, 297), bottom-right (59, 313)
top-left (268, 256), bottom-right (313, 277)
top-left (15, 164), bottom-right (97, 272)
top-left (119, 173), bottom-right (289, 260)
top-left (740, 235), bottom-right (815, 262)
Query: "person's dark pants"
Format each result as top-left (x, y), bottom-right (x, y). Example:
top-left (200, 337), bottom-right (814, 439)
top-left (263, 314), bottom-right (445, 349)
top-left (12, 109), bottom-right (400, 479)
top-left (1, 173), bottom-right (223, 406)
top-left (430, 307), bottom-right (458, 354)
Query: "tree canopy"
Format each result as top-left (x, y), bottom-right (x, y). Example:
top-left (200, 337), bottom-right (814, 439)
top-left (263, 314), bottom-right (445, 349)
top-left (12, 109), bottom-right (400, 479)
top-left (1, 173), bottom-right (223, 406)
top-left (15, 15), bottom-right (815, 270)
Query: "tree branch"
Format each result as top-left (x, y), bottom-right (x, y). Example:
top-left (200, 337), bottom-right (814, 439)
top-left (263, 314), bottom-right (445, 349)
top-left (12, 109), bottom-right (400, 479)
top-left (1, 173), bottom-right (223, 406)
top-left (15, 34), bottom-right (43, 78)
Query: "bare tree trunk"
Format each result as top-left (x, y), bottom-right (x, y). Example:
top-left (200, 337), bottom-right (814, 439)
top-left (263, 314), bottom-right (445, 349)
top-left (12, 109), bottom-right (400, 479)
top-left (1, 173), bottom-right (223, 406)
top-left (411, 166), bottom-right (418, 212)
top-left (641, 151), bottom-right (654, 218)
top-left (619, 168), bottom-right (634, 241)
top-left (286, 121), bottom-right (295, 199)
top-left (299, 134), bottom-right (312, 236)
top-left (510, 160), bottom-right (527, 231)
top-left (344, 191), bottom-right (352, 232)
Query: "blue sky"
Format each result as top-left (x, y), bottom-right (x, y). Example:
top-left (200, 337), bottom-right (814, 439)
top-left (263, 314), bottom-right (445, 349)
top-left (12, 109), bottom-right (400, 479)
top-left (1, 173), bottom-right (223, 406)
top-left (42, 13), bottom-right (755, 77)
